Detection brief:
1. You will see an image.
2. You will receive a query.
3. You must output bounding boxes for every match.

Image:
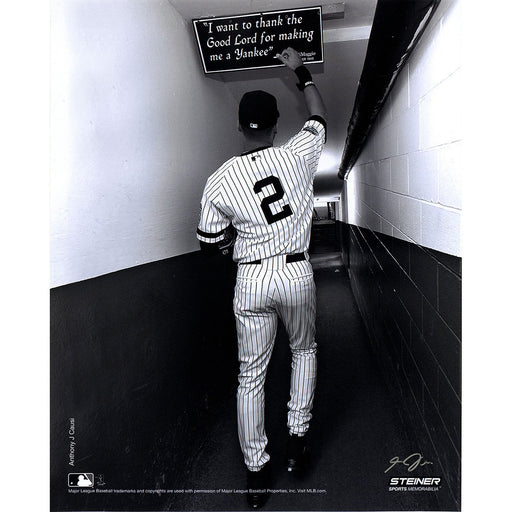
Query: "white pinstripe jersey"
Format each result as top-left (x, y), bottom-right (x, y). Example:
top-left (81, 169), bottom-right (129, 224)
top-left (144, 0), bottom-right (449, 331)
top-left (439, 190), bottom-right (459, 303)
top-left (197, 117), bottom-right (326, 263)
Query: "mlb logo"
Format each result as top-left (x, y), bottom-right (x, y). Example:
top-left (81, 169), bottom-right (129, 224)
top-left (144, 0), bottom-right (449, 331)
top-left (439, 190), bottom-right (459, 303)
top-left (68, 473), bottom-right (94, 487)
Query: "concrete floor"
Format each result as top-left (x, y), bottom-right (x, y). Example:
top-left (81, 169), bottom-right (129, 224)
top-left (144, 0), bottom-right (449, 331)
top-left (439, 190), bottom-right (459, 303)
top-left (165, 252), bottom-right (442, 511)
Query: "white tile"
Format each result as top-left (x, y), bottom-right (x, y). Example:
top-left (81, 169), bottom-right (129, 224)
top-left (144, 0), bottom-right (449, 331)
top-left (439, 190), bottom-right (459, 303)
top-left (352, 163), bottom-right (364, 185)
top-left (419, 69), bottom-right (463, 150)
top-left (409, 149), bottom-right (439, 202)
top-left (399, 196), bottom-right (422, 244)
top-left (346, 174), bottom-right (359, 224)
top-left (379, 96), bottom-right (393, 128)
top-left (361, 202), bottom-right (381, 233)
top-left (360, 183), bottom-right (375, 209)
top-left (421, 203), bottom-right (461, 256)
top-left (407, 0), bottom-right (462, 108)
top-left (362, 163), bottom-right (373, 186)
top-left (381, 217), bottom-right (394, 236)
top-left (377, 158), bottom-right (392, 190)
top-left (438, 141), bottom-right (462, 209)
top-left (357, 136), bottom-right (375, 165)
top-left (397, 104), bottom-right (420, 155)
top-left (351, 163), bottom-right (361, 184)
top-left (373, 120), bottom-right (398, 160)
top-left (391, 64), bottom-right (410, 117)
top-left (362, 161), bottom-right (378, 186)
top-left (409, 18), bottom-right (442, 106)
top-left (351, 164), bottom-right (362, 182)
top-left (334, 200), bottom-right (341, 221)
top-left (353, 210), bottom-right (361, 227)
top-left (390, 154), bottom-right (408, 194)
top-left (374, 189), bottom-right (400, 227)
top-left (438, 0), bottom-right (463, 80)
top-left (392, 227), bottom-right (412, 243)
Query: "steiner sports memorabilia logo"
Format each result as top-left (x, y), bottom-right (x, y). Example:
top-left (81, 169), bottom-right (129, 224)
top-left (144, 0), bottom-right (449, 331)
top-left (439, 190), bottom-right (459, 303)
top-left (389, 477), bottom-right (441, 486)
top-left (385, 453), bottom-right (441, 492)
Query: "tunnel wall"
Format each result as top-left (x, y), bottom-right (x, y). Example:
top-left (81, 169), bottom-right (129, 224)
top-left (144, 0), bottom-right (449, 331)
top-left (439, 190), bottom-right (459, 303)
top-left (50, 0), bottom-right (242, 288)
top-left (343, 0), bottom-right (461, 256)
top-left (338, 0), bottom-right (461, 506)
top-left (50, 252), bottom-right (239, 509)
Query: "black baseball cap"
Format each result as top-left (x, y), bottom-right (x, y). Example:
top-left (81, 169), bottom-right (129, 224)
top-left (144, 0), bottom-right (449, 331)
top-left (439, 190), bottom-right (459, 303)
top-left (239, 90), bottom-right (280, 130)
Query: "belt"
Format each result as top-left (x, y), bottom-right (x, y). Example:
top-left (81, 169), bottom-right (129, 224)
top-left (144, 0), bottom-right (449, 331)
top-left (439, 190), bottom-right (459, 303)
top-left (239, 252), bottom-right (307, 265)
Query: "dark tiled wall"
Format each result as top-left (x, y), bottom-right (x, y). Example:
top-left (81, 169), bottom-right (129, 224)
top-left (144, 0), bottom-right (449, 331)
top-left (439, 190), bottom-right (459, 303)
top-left (339, 221), bottom-right (461, 508)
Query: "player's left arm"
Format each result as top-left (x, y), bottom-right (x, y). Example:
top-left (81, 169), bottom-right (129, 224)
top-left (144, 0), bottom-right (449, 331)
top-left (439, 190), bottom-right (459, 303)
top-left (198, 224), bottom-right (236, 257)
top-left (197, 188), bottom-right (235, 257)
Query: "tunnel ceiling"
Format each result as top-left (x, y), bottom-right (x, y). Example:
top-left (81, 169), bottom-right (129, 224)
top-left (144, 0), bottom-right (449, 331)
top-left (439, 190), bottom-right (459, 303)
top-left (169, 0), bottom-right (377, 27)
top-left (169, 0), bottom-right (378, 201)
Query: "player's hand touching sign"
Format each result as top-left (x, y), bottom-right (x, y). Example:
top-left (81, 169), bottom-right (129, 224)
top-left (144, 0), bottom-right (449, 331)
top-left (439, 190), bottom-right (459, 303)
top-left (275, 47), bottom-right (303, 70)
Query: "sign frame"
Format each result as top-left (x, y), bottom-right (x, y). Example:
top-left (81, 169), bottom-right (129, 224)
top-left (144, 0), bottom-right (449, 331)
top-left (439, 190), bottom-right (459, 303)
top-left (192, 6), bottom-right (324, 74)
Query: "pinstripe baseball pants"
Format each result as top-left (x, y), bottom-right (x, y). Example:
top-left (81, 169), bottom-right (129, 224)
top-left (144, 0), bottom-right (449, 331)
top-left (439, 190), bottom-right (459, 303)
top-left (233, 255), bottom-right (317, 471)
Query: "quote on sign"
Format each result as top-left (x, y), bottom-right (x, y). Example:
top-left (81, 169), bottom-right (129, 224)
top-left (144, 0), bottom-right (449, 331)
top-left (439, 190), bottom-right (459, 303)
top-left (193, 7), bottom-right (323, 73)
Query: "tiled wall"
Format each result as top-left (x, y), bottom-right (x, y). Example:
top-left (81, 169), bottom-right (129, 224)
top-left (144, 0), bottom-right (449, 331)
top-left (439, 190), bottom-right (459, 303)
top-left (345, 0), bottom-right (462, 256)
top-left (344, 223), bottom-right (461, 508)
top-left (339, 0), bottom-right (462, 507)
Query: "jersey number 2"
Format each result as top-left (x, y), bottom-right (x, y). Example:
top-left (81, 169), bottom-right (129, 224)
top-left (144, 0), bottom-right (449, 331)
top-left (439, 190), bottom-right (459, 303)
top-left (253, 176), bottom-right (293, 225)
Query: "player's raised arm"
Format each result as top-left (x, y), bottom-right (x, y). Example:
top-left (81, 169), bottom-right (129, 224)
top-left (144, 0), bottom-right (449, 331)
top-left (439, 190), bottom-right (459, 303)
top-left (275, 47), bottom-right (327, 122)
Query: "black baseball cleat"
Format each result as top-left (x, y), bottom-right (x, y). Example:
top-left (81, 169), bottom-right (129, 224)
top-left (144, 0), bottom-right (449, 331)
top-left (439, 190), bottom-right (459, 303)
top-left (246, 463), bottom-right (271, 509)
top-left (287, 433), bottom-right (308, 473)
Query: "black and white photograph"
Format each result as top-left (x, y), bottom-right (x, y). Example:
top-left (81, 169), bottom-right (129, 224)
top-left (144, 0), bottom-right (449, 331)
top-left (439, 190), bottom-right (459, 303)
top-left (44, 0), bottom-right (469, 511)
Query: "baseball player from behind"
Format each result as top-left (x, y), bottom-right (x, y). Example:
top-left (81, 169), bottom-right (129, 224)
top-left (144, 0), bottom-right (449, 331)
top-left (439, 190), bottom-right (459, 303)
top-left (197, 47), bottom-right (327, 509)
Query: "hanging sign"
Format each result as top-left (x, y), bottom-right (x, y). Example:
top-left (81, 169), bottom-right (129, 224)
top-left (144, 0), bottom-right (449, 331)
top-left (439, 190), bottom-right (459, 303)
top-left (193, 7), bottom-right (323, 74)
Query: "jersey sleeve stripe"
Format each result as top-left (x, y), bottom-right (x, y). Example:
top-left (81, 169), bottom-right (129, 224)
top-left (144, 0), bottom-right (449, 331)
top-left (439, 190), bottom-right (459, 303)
top-left (307, 115), bottom-right (327, 136)
top-left (197, 227), bottom-right (225, 239)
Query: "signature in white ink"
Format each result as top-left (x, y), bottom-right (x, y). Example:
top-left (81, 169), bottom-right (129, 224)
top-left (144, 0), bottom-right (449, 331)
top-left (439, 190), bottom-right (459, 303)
top-left (385, 453), bottom-right (433, 473)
